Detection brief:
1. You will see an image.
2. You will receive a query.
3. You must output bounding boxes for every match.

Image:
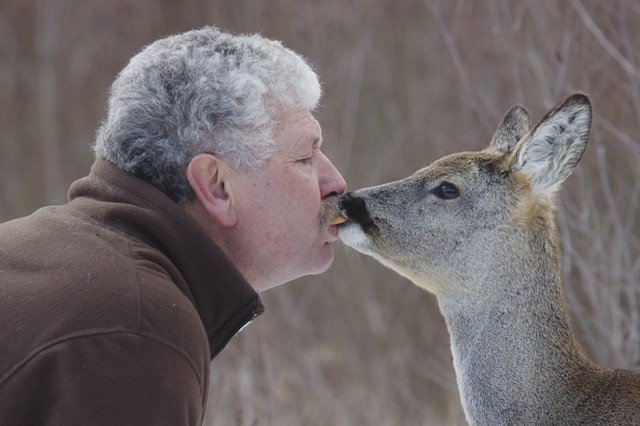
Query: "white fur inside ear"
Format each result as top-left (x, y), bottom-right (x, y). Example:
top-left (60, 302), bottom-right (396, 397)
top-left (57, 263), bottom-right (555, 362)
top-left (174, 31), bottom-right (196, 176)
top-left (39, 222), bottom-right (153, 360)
top-left (516, 101), bottom-right (591, 196)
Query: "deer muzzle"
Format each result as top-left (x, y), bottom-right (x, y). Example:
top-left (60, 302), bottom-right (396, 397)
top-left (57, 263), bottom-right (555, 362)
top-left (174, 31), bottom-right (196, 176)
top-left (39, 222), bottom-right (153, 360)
top-left (339, 193), bottom-right (378, 233)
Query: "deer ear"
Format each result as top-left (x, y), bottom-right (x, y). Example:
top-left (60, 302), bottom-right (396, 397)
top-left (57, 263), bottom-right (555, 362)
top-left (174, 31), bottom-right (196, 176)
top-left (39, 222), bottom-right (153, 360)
top-left (512, 94), bottom-right (592, 196)
top-left (487, 105), bottom-right (530, 154)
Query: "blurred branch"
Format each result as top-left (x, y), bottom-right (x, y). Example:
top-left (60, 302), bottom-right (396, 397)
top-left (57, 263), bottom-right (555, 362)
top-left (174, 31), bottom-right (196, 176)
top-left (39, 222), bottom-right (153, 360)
top-left (427, 1), bottom-right (497, 129)
top-left (571, 0), bottom-right (640, 121)
top-left (36, 0), bottom-right (66, 202)
top-left (595, 115), bottom-right (640, 160)
top-left (571, 0), bottom-right (638, 78)
top-left (499, 0), bottom-right (525, 102)
top-left (552, 27), bottom-right (572, 98)
top-left (616, 0), bottom-right (640, 123)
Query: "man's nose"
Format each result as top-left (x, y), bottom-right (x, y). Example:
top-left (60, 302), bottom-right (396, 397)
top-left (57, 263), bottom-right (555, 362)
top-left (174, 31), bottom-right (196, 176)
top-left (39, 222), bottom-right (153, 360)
top-left (319, 153), bottom-right (347, 198)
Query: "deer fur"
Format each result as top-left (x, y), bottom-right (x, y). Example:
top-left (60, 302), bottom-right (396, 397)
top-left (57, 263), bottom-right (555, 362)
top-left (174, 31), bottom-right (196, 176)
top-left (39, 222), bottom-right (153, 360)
top-left (339, 94), bottom-right (640, 425)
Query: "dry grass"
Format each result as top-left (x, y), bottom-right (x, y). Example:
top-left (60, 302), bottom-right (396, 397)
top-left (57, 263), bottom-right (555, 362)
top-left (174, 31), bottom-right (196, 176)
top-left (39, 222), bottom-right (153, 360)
top-left (1, 1), bottom-right (638, 424)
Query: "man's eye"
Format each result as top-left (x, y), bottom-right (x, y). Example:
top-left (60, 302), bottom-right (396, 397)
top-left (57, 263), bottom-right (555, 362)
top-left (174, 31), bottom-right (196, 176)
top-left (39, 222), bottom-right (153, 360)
top-left (298, 154), bottom-right (316, 165)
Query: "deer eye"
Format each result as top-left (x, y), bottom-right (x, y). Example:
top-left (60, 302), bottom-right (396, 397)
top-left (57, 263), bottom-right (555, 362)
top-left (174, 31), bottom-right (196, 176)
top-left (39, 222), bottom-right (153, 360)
top-left (433, 182), bottom-right (460, 200)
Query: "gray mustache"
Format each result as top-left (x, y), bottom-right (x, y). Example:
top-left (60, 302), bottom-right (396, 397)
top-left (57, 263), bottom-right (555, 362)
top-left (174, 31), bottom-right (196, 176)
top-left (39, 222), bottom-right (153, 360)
top-left (318, 194), bottom-right (342, 232)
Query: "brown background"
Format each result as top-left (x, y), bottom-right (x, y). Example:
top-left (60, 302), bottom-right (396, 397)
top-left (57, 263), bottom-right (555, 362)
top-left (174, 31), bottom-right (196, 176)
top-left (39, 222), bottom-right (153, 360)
top-left (1, 1), bottom-right (639, 425)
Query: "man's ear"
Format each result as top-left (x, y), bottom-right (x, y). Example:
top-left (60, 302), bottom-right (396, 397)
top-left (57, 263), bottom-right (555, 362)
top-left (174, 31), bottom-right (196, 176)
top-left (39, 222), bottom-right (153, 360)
top-left (187, 154), bottom-right (237, 227)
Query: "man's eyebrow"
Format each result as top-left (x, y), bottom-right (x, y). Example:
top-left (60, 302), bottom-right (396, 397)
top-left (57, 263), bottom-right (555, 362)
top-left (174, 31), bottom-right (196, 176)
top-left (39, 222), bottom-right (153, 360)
top-left (296, 133), bottom-right (322, 151)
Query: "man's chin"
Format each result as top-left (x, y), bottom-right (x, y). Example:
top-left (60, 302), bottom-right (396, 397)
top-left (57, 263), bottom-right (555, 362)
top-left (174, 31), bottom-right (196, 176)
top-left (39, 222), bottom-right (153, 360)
top-left (269, 245), bottom-right (334, 289)
top-left (308, 243), bottom-right (334, 275)
top-left (257, 246), bottom-right (334, 293)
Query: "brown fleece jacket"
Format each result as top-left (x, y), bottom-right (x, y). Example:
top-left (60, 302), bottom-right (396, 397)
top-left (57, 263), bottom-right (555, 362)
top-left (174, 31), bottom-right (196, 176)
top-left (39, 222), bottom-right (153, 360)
top-left (0, 159), bottom-right (264, 425)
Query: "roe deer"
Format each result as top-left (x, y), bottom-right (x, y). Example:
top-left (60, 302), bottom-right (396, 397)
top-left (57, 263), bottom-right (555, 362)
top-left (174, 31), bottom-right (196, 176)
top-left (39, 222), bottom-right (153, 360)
top-left (338, 94), bottom-right (640, 425)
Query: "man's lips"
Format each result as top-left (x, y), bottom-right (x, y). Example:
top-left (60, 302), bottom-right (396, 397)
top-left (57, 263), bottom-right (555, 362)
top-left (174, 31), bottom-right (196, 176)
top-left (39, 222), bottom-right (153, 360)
top-left (326, 215), bottom-right (350, 242)
top-left (327, 224), bottom-right (340, 241)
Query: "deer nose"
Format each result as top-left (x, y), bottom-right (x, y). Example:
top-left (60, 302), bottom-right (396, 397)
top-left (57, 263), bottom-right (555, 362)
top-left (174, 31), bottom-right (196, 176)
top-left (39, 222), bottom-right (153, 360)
top-left (340, 193), bottom-right (376, 231)
top-left (340, 193), bottom-right (365, 217)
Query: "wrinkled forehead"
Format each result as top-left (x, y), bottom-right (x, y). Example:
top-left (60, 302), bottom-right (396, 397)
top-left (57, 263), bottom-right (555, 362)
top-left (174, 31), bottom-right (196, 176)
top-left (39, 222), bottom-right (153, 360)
top-left (274, 106), bottom-right (322, 148)
top-left (418, 151), bottom-right (505, 182)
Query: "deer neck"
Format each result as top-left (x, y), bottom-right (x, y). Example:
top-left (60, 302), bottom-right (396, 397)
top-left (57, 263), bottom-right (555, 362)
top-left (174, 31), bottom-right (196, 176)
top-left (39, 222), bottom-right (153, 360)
top-left (437, 227), bottom-right (598, 423)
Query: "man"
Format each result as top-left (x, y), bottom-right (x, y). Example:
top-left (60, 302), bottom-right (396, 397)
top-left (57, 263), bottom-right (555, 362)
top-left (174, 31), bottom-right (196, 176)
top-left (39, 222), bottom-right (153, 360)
top-left (0, 27), bottom-right (346, 424)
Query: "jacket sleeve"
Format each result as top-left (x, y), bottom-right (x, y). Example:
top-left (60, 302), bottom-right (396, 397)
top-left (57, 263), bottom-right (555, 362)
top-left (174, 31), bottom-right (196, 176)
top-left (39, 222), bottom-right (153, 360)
top-left (0, 331), bottom-right (206, 425)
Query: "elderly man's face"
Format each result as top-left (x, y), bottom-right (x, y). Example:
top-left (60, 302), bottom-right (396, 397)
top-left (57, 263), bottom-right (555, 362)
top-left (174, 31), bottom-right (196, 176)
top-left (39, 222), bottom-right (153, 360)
top-left (230, 106), bottom-right (347, 291)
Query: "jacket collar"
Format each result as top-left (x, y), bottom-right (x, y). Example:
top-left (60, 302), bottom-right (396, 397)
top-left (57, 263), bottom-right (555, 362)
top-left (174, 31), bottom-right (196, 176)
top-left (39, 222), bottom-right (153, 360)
top-left (67, 159), bottom-right (264, 358)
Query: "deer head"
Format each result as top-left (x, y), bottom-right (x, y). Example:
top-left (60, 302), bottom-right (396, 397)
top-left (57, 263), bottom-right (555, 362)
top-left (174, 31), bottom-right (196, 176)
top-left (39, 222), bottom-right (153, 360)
top-left (339, 94), bottom-right (592, 295)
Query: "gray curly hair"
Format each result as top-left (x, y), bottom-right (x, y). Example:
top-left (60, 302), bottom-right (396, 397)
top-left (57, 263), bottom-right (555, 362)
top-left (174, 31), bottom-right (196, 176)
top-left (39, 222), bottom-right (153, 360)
top-left (94, 27), bottom-right (321, 202)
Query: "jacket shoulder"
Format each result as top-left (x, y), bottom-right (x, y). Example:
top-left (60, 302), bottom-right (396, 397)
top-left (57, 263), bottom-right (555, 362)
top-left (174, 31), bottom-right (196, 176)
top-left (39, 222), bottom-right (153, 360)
top-left (0, 205), bottom-right (209, 381)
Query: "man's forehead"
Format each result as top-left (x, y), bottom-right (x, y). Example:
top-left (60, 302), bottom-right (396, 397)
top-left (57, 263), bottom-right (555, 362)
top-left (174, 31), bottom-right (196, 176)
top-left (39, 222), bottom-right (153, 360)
top-left (277, 107), bottom-right (323, 147)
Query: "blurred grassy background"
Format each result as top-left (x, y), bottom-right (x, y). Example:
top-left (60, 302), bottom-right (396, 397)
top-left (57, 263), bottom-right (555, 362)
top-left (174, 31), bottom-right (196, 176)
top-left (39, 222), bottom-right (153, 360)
top-left (1, 1), bottom-right (639, 425)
